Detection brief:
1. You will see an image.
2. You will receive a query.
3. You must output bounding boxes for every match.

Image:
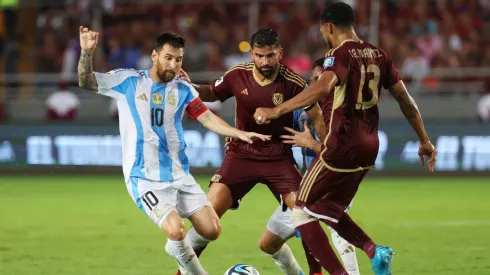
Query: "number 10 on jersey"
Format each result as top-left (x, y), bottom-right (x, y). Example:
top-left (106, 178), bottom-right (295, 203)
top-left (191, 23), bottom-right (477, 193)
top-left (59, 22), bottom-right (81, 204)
top-left (151, 108), bottom-right (164, 127)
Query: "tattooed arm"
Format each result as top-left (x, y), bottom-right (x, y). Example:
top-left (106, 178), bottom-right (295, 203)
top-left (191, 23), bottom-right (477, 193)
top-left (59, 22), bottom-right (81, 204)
top-left (78, 50), bottom-right (98, 91)
top-left (78, 26), bottom-right (99, 91)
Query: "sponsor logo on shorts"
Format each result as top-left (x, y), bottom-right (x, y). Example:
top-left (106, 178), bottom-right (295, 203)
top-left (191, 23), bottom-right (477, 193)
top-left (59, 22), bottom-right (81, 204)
top-left (153, 93), bottom-right (163, 106)
top-left (273, 93), bottom-right (284, 106)
top-left (153, 207), bottom-right (164, 219)
top-left (211, 174), bottom-right (222, 183)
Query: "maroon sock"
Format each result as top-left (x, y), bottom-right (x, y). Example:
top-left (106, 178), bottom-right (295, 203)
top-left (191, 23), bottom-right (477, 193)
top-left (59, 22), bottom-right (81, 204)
top-left (323, 213), bottom-right (375, 258)
top-left (194, 245), bottom-right (207, 258)
top-left (301, 239), bottom-right (322, 275)
top-left (362, 240), bottom-right (376, 259)
top-left (297, 221), bottom-right (346, 274)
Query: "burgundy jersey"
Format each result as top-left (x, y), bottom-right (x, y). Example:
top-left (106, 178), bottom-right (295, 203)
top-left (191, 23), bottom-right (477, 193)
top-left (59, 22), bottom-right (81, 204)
top-left (320, 40), bottom-right (401, 170)
top-left (211, 62), bottom-right (307, 160)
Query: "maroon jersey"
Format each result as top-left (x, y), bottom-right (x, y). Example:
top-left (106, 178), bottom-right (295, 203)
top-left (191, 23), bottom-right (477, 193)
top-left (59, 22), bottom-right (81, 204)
top-left (320, 40), bottom-right (401, 170)
top-left (211, 62), bottom-right (307, 160)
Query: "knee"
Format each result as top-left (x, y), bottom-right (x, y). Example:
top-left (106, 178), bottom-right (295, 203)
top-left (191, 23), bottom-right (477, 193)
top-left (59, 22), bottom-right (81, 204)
top-left (258, 237), bottom-right (282, 255)
top-left (165, 220), bottom-right (186, 241)
top-left (199, 218), bottom-right (222, 241)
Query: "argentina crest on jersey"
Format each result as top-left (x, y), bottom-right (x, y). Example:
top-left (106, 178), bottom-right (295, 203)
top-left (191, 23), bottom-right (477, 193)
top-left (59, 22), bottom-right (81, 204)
top-left (323, 57), bottom-right (335, 69)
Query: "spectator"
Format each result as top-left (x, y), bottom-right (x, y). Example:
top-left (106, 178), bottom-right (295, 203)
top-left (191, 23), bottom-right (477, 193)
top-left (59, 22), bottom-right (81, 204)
top-left (477, 93), bottom-right (490, 122)
top-left (46, 82), bottom-right (80, 120)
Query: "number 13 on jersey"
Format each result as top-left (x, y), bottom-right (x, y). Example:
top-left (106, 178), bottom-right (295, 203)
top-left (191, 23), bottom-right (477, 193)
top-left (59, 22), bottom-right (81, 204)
top-left (356, 64), bottom-right (380, 110)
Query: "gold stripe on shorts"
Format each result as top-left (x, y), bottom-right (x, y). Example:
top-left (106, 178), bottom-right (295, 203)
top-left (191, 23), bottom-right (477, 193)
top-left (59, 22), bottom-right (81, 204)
top-left (298, 161), bottom-right (324, 201)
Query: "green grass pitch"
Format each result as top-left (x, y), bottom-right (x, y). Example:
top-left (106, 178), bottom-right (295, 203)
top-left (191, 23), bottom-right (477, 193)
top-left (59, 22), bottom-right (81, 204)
top-left (1, 175), bottom-right (489, 275)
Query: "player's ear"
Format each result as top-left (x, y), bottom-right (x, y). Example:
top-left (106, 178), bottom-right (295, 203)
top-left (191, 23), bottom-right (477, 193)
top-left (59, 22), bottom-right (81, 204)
top-left (151, 49), bottom-right (158, 63)
top-left (278, 48), bottom-right (284, 60)
top-left (328, 23), bottom-right (334, 35)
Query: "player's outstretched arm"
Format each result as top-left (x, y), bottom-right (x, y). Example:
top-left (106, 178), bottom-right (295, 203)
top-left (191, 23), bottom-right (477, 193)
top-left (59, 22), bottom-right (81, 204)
top-left (78, 26), bottom-right (99, 91)
top-left (179, 70), bottom-right (219, 102)
top-left (192, 84), bottom-right (220, 102)
top-left (254, 71), bottom-right (337, 124)
top-left (197, 109), bottom-right (271, 144)
top-left (389, 81), bottom-right (437, 171)
top-left (281, 121), bottom-right (322, 153)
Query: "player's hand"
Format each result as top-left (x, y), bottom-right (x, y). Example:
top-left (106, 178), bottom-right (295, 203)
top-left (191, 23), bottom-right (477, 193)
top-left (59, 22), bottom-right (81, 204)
top-left (79, 26), bottom-right (99, 52)
top-left (254, 107), bottom-right (280, 125)
top-left (281, 121), bottom-right (316, 148)
top-left (179, 69), bottom-right (191, 83)
top-left (418, 140), bottom-right (437, 172)
top-left (236, 131), bottom-right (271, 144)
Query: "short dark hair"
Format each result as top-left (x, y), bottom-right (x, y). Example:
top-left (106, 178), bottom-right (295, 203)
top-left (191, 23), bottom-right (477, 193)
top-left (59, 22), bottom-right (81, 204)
top-left (312, 57), bottom-right (325, 70)
top-left (320, 2), bottom-right (355, 28)
top-left (155, 32), bottom-right (185, 51)
top-left (250, 28), bottom-right (281, 49)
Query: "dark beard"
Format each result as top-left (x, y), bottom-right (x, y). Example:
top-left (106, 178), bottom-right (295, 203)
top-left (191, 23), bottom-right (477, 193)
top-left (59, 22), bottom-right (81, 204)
top-left (255, 64), bottom-right (275, 78)
top-left (157, 71), bottom-right (175, 83)
top-left (156, 63), bottom-right (176, 83)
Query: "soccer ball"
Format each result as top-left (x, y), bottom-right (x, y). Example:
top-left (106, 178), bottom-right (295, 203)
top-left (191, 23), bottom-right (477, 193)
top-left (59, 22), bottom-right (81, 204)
top-left (224, 264), bottom-right (260, 275)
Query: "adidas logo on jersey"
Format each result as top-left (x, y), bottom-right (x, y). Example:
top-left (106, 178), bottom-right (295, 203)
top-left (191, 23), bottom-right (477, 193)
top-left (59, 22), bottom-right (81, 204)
top-left (137, 94), bottom-right (148, 101)
top-left (241, 88), bottom-right (248, 95)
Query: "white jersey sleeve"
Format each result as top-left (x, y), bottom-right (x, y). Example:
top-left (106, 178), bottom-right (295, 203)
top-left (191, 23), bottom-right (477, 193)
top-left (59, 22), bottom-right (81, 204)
top-left (94, 69), bottom-right (142, 100)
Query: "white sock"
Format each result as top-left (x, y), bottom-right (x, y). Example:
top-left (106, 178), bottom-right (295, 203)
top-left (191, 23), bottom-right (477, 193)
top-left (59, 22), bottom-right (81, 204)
top-left (186, 226), bottom-right (211, 250)
top-left (269, 244), bottom-right (304, 275)
top-left (165, 239), bottom-right (208, 275)
top-left (328, 226), bottom-right (360, 275)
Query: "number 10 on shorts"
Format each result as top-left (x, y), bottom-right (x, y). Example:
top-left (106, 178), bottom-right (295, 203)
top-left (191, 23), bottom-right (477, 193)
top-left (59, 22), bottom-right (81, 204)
top-left (142, 191), bottom-right (159, 210)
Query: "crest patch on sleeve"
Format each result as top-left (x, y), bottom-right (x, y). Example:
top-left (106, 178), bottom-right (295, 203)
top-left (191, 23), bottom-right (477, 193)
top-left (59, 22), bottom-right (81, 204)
top-left (323, 57), bottom-right (335, 69)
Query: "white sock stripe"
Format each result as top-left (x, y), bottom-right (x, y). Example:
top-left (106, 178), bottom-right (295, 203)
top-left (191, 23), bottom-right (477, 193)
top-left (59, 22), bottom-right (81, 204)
top-left (291, 208), bottom-right (317, 227)
top-left (304, 206), bottom-right (339, 223)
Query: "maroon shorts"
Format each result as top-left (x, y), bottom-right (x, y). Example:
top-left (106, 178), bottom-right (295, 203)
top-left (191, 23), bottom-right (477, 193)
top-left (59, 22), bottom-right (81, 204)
top-left (296, 156), bottom-right (369, 223)
top-left (210, 153), bottom-right (302, 209)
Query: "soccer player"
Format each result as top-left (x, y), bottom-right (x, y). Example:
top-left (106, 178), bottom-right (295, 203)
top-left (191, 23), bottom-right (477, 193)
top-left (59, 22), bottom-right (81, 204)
top-left (286, 57), bottom-right (360, 275)
top-left (179, 29), bottom-right (327, 275)
top-left (254, 3), bottom-right (437, 275)
top-left (77, 26), bottom-right (270, 275)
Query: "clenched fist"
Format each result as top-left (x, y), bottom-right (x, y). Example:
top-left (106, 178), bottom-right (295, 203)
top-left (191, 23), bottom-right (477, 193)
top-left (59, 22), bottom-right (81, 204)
top-left (79, 26), bottom-right (99, 52)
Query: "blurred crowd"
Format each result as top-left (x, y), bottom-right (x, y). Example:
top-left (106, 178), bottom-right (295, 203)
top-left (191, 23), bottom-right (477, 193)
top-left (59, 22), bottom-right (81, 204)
top-left (0, 0), bottom-right (487, 78)
top-left (0, 0), bottom-right (489, 122)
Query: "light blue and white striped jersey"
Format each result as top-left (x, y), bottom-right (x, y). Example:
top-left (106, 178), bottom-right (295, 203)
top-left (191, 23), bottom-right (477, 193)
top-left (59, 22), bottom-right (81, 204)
top-left (94, 69), bottom-right (200, 183)
top-left (293, 109), bottom-right (319, 173)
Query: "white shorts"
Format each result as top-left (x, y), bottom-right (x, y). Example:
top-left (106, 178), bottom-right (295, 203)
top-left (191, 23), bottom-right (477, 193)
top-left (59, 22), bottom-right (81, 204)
top-left (266, 206), bottom-right (297, 241)
top-left (267, 200), bottom-right (354, 240)
top-left (127, 174), bottom-right (211, 228)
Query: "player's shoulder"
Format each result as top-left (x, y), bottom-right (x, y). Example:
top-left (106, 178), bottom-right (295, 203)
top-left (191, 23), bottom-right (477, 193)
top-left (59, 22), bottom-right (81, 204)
top-left (278, 64), bottom-right (307, 88)
top-left (325, 40), bottom-right (393, 64)
top-left (224, 62), bottom-right (254, 76)
top-left (325, 40), bottom-right (378, 56)
top-left (108, 68), bottom-right (146, 78)
top-left (172, 77), bottom-right (195, 92)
